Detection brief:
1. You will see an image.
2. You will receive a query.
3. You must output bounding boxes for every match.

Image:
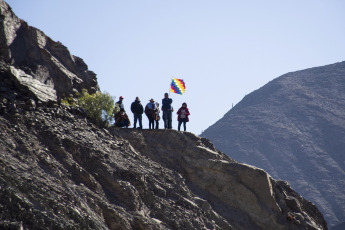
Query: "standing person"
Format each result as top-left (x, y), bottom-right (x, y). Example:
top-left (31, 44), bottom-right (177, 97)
top-left (145, 99), bottom-right (157, 130)
top-left (155, 102), bottom-right (160, 129)
top-left (177, 102), bottom-right (190, 131)
top-left (131, 97), bottom-right (144, 129)
top-left (162, 93), bottom-right (173, 129)
top-left (114, 96), bottom-right (125, 116)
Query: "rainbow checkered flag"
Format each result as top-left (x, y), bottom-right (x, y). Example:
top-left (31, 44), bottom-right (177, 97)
top-left (170, 78), bottom-right (186, 95)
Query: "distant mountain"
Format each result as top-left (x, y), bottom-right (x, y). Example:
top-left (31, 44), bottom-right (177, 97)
top-left (201, 61), bottom-right (345, 227)
top-left (331, 221), bottom-right (345, 230)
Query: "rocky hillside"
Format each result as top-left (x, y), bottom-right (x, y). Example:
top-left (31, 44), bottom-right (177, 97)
top-left (0, 0), bottom-right (328, 229)
top-left (0, 0), bottom-right (98, 104)
top-left (201, 61), bottom-right (345, 228)
top-left (0, 105), bottom-right (327, 229)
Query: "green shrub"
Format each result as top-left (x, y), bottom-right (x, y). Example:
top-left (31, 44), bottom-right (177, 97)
top-left (62, 89), bottom-right (115, 127)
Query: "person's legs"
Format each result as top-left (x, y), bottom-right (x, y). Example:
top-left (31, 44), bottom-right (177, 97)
top-left (167, 111), bottom-right (172, 129)
top-left (178, 120), bottom-right (182, 131)
top-left (133, 114), bottom-right (138, 128)
top-left (138, 114), bottom-right (142, 129)
top-left (124, 119), bottom-right (129, 128)
top-left (163, 111), bottom-right (168, 128)
top-left (183, 120), bottom-right (186, 131)
top-left (155, 120), bottom-right (159, 129)
top-left (149, 117), bottom-right (154, 129)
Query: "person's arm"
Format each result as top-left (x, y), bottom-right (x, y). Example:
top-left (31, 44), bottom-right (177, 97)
top-left (186, 108), bottom-right (190, 116)
top-left (130, 103), bottom-right (134, 113)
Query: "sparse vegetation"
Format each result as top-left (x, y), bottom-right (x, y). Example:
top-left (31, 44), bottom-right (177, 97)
top-left (62, 89), bottom-right (115, 127)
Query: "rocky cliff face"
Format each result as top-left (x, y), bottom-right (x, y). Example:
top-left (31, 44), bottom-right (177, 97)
top-left (0, 105), bottom-right (327, 229)
top-left (201, 61), bottom-right (345, 228)
top-left (0, 0), bottom-right (98, 104)
top-left (0, 0), bottom-right (328, 229)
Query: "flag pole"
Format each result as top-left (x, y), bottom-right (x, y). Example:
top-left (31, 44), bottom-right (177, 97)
top-left (169, 76), bottom-right (173, 97)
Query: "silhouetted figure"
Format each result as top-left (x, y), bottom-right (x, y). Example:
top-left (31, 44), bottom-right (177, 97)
top-left (131, 97), bottom-right (144, 129)
top-left (162, 93), bottom-right (173, 129)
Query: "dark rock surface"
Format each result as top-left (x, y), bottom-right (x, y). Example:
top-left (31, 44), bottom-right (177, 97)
top-left (0, 104), bottom-right (327, 229)
top-left (201, 61), bottom-right (345, 228)
top-left (0, 0), bottom-right (99, 104)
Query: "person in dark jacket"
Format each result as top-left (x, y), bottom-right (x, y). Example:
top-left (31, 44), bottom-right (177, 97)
top-left (131, 97), bottom-right (144, 129)
top-left (177, 102), bottom-right (190, 131)
top-left (145, 98), bottom-right (157, 130)
top-left (162, 93), bottom-right (173, 129)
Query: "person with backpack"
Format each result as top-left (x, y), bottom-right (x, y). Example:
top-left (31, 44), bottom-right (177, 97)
top-left (162, 93), bottom-right (173, 129)
top-left (177, 102), bottom-right (190, 131)
top-left (145, 99), bottom-right (157, 130)
top-left (114, 96), bottom-right (125, 117)
top-left (131, 97), bottom-right (144, 129)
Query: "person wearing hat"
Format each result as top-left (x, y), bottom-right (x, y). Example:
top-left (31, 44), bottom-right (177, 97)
top-left (131, 97), bottom-right (144, 129)
top-left (145, 98), bottom-right (157, 129)
top-left (114, 96), bottom-right (125, 117)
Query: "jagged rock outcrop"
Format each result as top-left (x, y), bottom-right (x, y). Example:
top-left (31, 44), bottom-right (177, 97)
top-left (0, 104), bottom-right (327, 229)
top-left (201, 61), bottom-right (345, 228)
top-left (0, 0), bottom-right (98, 104)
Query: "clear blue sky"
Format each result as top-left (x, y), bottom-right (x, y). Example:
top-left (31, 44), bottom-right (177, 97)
top-left (9, 0), bottom-right (345, 134)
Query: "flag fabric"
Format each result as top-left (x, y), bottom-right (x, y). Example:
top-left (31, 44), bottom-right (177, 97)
top-left (170, 78), bottom-right (186, 95)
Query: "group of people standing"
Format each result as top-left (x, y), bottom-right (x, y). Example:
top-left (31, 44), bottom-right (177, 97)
top-left (114, 93), bottom-right (190, 131)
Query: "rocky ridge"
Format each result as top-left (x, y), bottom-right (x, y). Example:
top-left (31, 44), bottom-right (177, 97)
top-left (201, 61), bottom-right (345, 228)
top-left (0, 104), bottom-right (327, 229)
top-left (0, 0), bottom-right (328, 229)
top-left (0, 0), bottom-right (98, 105)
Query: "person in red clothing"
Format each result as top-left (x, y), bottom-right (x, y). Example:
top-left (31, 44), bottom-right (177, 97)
top-left (177, 102), bottom-right (190, 131)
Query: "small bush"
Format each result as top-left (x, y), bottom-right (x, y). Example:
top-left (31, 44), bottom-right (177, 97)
top-left (62, 89), bottom-right (115, 127)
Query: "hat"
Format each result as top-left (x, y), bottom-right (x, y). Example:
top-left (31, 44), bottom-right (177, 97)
top-left (149, 98), bottom-right (154, 102)
top-left (119, 96), bottom-right (124, 99)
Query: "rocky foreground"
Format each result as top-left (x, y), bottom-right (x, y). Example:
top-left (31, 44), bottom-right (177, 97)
top-left (0, 103), bottom-right (327, 229)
